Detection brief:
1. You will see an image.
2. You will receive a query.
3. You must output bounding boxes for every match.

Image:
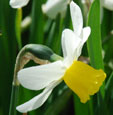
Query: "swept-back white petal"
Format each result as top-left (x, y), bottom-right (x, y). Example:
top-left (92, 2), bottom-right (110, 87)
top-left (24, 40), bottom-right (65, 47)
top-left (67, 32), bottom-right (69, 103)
top-left (10, 0), bottom-right (29, 8)
top-left (74, 27), bottom-right (91, 59)
top-left (101, 0), bottom-right (113, 11)
top-left (70, 1), bottom-right (83, 36)
top-left (62, 29), bottom-right (81, 67)
top-left (18, 61), bottom-right (65, 90)
top-left (82, 27), bottom-right (91, 44)
top-left (42, 0), bottom-right (69, 19)
top-left (16, 80), bottom-right (62, 113)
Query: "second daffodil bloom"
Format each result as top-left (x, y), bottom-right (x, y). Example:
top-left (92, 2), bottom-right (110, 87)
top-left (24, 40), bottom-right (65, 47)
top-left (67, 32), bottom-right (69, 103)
top-left (101, 0), bottom-right (113, 11)
top-left (42, 0), bottom-right (70, 19)
top-left (16, 1), bottom-right (106, 113)
top-left (89, 0), bottom-right (113, 11)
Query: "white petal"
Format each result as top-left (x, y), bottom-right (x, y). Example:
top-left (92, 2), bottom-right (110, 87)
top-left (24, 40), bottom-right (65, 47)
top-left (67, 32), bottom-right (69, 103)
top-left (42, 0), bottom-right (69, 19)
top-left (18, 61), bottom-right (65, 90)
top-left (10, 0), bottom-right (30, 8)
top-left (62, 29), bottom-right (81, 67)
top-left (101, 0), bottom-right (113, 11)
top-left (74, 27), bottom-right (91, 59)
top-left (70, 1), bottom-right (83, 36)
top-left (82, 27), bottom-right (91, 44)
top-left (16, 80), bottom-right (62, 113)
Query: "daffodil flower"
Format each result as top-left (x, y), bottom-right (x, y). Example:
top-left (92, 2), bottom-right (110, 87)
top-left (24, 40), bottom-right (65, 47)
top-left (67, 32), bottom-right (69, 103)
top-left (10, 0), bottom-right (29, 8)
top-left (9, 0), bottom-right (70, 18)
top-left (101, 0), bottom-right (113, 11)
top-left (16, 1), bottom-right (106, 113)
top-left (42, 0), bottom-right (70, 19)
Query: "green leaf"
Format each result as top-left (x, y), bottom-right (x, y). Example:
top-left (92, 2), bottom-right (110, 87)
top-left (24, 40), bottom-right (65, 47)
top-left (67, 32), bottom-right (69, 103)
top-left (105, 72), bottom-right (113, 100)
top-left (74, 94), bottom-right (92, 115)
top-left (0, 0), bottom-right (17, 114)
top-left (44, 89), bottom-right (72, 115)
top-left (87, 0), bottom-right (107, 114)
top-left (29, 0), bottom-right (45, 44)
top-left (87, 0), bottom-right (105, 96)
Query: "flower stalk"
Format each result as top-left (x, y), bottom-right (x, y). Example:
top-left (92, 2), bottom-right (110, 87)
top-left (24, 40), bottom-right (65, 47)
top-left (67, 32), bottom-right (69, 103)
top-left (9, 8), bottom-right (22, 115)
top-left (15, 8), bottom-right (22, 50)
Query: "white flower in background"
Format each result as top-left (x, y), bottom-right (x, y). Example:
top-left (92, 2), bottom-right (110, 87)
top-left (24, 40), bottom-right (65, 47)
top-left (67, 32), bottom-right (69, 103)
top-left (101, 0), bottom-right (113, 11)
top-left (42, 0), bottom-right (70, 19)
top-left (10, 0), bottom-right (30, 8)
top-left (10, 0), bottom-right (70, 15)
top-left (87, 0), bottom-right (113, 11)
top-left (16, 1), bottom-right (106, 113)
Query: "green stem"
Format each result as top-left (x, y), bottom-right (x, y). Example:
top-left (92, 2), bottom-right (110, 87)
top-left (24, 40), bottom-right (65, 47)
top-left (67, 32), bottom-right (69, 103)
top-left (9, 45), bottom-right (23, 115)
top-left (9, 8), bottom-right (23, 115)
top-left (15, 8), bottom-right (22, 50)
top-left (9, 85), bottom-right (19, 115)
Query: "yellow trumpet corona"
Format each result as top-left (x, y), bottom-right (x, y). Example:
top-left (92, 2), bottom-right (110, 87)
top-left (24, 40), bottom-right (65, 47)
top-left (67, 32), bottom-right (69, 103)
top-left (63, 61), bottom-right (106, 103)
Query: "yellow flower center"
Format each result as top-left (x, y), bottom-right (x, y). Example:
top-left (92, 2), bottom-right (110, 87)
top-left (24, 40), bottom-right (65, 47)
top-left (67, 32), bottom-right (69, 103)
top-left (63, 61), bottom-right (106, 103)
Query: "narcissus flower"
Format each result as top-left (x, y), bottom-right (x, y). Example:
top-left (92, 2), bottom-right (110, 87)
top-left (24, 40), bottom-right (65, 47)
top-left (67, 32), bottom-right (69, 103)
top-left (42, 0), bottom-right (70, 19)
top-left (9, 0), bottom-right (70, 15)
top-left (16, 1), bottom-right (106, 113)
top-left (101, 0), bottom-right (113, 11)
top-left (88, 0), bottom-right (113, 11)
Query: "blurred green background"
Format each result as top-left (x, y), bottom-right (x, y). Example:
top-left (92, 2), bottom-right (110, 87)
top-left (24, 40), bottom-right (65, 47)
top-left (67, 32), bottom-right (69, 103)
top-left (0, 0), bottom-right (113, 115)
